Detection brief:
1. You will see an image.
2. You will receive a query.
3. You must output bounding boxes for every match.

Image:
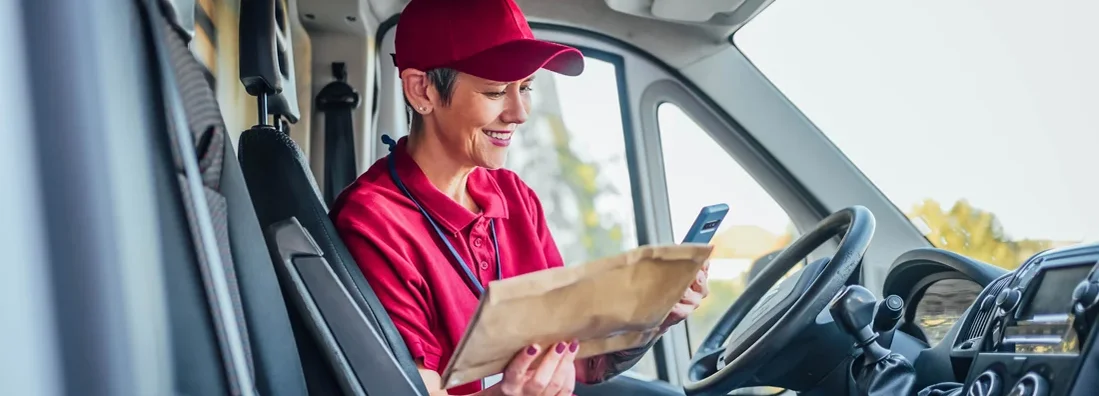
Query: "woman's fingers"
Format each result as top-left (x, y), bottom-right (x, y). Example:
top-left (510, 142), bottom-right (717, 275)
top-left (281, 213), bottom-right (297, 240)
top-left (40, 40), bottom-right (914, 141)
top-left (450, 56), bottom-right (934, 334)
top-left (686, 288), bottom-right (704, 306)
top-left (690, 269), bottom-right (708, 293)
top-left (545, 340), bottom-right (578, 396)
top-left (527, 342), bottom-right (567, 394)
top-left (501, 344), bottom-right (540, 394)
top-left (695, 272), bottom-right (710, 298)
top-left (500, 341), bottom-right (581, 395)
top-left (680, 285), bottom-right (704, 305)
top-left (690, 269), bottom-right (709, 298)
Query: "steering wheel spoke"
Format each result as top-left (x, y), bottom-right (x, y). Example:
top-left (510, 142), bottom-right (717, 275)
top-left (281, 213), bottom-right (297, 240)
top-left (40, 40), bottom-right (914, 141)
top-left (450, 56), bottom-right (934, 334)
top-left (687, 344), bottom-right (727, 382)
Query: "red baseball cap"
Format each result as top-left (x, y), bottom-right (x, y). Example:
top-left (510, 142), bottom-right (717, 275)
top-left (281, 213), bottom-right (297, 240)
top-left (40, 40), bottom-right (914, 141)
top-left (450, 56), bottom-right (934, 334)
top-left (394, 0), bottom-right (585, 82)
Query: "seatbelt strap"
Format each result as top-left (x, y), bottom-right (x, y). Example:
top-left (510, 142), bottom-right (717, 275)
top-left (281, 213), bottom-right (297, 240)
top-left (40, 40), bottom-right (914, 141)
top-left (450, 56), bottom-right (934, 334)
top-left (138, 1), bottom-right (256, 394)
top-left (316, 62), bottom-right (360, 205)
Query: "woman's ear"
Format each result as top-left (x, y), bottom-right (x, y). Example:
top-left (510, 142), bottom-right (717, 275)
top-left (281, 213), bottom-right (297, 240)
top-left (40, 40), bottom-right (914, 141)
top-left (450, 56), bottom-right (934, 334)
top-left (401, 68), bottom-right (432, 114)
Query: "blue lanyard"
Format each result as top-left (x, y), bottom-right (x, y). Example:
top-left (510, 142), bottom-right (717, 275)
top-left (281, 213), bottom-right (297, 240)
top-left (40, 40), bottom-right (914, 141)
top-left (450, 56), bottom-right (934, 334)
top-left (381, 135), bottom-right (501, 297)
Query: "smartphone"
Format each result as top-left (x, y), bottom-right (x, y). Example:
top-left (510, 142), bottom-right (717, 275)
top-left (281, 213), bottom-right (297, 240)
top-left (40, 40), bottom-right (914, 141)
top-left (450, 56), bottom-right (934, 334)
top-left (681, 203), bottom-right (729, 244)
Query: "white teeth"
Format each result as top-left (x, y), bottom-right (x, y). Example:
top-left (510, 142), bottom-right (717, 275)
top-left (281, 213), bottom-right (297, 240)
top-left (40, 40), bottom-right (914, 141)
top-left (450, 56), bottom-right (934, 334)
top-left (484, 131), bottom-right (512, 140)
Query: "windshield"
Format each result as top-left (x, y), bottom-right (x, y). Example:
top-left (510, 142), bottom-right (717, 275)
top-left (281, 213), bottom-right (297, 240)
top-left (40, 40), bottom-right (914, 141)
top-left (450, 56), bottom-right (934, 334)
top-left (734, 0), bottom-right (1098, 270)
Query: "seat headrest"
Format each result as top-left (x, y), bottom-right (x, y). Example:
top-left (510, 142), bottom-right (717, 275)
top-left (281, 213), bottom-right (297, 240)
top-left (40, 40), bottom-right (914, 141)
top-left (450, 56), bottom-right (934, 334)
top-left (239, 0), bottom-right (301, 123)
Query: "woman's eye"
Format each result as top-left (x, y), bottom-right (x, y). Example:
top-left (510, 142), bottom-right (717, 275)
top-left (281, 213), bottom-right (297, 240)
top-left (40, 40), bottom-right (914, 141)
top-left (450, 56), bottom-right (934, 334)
top-left (520, 85), bottom-right (534, 93)
top-left (484, 91), bottom-right (507, 98)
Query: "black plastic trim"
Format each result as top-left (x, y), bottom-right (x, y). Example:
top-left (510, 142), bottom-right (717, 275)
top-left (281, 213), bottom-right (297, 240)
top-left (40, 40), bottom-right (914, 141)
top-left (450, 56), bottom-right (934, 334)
top-left (884, 248), bottom-right (1008, 300)
top-left (268, 217), bottom-right (424, 396)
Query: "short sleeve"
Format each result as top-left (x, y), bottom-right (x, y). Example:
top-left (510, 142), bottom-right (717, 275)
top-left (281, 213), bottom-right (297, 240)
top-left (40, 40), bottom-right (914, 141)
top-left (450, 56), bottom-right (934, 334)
top-left (336, 211), bottom-right (444, 370)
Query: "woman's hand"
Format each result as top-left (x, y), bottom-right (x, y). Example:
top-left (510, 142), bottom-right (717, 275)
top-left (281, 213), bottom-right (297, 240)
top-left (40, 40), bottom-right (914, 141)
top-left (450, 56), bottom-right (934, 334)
top-left (659, 261), bottom-right (710, 332)
top-left (492, 340), bottom-right (579, 396)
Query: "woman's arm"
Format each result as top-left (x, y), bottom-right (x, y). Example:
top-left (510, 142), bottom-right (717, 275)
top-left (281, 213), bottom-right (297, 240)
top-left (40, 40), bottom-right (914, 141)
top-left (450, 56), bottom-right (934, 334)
top-left (575, 337), bottom-right (660, 384)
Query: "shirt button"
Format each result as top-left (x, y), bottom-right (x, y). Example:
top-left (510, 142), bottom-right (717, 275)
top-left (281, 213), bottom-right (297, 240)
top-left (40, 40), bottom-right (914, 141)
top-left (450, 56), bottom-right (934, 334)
top-left (473, 237), bottom-right (483, 247)
top-left (479, 261), bottom-right (489, 270)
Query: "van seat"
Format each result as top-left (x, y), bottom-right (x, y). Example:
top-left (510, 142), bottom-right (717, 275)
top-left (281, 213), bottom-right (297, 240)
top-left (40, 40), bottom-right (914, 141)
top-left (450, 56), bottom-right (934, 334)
top-left (145, 1), bottom-right (308, 394)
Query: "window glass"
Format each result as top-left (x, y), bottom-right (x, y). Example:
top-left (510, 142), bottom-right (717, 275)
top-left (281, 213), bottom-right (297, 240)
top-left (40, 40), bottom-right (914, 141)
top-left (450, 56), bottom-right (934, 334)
top-left (506, 58), bottom-right (637, 266)
top-left (505, 57), bottom-right (657, 378)
top-left (656, 102), bottom-right (798, 346)
top-left (658, 103), bottom-right (795, 393)
top-left (735, 0), bottom-right (1099, 270)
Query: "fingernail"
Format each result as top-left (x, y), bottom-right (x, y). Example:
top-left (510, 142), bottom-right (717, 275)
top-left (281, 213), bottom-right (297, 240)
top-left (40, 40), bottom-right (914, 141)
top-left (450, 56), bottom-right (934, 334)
top-left (555, 342), bottom-right (566, 354)
top-left (569, 340), bottom-right (579, 352)
top-left (527, 346), bottom-right (537, 356)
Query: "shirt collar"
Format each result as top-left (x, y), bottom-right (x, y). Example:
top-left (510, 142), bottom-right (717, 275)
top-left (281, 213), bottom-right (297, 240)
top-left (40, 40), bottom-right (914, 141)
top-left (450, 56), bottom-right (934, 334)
top-left (390, 136), bottom-right (509, 234)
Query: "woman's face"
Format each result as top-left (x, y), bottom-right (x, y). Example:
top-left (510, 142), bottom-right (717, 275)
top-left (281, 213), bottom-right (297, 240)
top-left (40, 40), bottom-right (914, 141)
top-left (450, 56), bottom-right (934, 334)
top-left (429, 72), bottom-right (534, 170)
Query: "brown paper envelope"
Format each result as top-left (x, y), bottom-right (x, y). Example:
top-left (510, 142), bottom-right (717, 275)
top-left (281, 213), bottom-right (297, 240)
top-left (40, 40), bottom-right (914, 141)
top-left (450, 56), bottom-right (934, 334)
top-left (440, 244), bottom-right (713, 389)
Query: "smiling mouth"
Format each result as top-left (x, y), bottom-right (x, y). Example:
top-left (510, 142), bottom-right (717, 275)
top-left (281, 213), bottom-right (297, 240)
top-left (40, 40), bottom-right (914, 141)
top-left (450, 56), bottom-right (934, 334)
top-left (482, 130), bottom-right (513, 141)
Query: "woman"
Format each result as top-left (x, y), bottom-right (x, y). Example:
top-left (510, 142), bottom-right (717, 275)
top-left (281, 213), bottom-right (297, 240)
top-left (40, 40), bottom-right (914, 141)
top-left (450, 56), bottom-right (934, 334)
top-left (330, 0), bottom-right (709, 394)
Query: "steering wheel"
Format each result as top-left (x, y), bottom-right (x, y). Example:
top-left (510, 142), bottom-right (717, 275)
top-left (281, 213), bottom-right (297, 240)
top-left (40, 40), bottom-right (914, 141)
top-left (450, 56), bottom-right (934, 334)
top-left (683, 206), bottom-right (875, 396)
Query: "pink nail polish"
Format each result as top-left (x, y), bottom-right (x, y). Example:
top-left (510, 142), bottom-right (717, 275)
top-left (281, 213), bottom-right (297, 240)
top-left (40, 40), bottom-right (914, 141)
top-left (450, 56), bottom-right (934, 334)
top-left (555, 342), bottom-right (566, 354)
top-left (569, 341), bottom-right (578, 352)
top-left (527, 346), bottom-right (537, 356)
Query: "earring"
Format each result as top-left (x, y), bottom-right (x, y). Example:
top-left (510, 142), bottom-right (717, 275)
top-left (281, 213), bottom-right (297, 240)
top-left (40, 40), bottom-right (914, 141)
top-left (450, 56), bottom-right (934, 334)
top-left (418, 106), bottom-right (426, 112)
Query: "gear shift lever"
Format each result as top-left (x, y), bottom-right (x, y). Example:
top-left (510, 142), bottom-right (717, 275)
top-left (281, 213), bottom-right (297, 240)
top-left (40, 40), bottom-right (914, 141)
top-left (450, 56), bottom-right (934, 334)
top-left (830, 285), bottom-right (916, 396)
top-left (830, 285), bottom-right (891, 362)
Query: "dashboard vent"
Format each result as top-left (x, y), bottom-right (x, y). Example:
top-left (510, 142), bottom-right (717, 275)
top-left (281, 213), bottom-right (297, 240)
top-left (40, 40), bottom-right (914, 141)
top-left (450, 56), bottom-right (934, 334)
top-left (967, 370), bottom-right (1003, 396)
top-left (958, 273), bottom-right (1013, 346)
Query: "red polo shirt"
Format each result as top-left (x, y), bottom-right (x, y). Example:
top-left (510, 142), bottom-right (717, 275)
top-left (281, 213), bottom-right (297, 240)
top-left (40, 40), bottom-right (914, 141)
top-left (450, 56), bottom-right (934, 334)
top-left (330, 137), bottom-right (564, 394)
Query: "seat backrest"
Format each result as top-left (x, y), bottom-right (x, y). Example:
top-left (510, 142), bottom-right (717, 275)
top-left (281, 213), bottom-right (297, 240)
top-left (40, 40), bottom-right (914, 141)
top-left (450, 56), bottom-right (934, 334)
top-left (238, 126), bottom-right (430, 382)
top-left (146, 1), bottom-right (308, 394)
top-left (236, 1), bottom-right (428, 394)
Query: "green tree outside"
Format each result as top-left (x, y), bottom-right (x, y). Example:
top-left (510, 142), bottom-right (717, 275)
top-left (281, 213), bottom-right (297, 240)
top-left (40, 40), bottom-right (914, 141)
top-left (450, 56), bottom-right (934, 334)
top-left (505, 70), bottom-right (628, 266)
top-left (906, 199), bottom-right (1058, 270)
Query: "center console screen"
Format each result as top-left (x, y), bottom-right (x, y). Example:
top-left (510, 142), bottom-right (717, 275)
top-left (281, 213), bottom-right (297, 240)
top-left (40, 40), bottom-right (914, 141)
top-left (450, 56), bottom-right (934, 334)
top-left (1020, 265), bottom-right (1092, 318)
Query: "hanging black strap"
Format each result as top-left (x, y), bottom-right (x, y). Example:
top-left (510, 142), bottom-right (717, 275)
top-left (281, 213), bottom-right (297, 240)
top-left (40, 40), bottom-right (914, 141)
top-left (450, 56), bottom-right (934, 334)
top-left (317, 62), bottom-right (360, 205)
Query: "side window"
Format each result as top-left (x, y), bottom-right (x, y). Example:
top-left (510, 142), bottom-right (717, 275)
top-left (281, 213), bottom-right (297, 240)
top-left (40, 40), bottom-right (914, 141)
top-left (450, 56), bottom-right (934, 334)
top-left (655, 103), bottom-right (798, 353)
top-left (505, 57), bottom-right (638, 267)
top-left (504, 56), bottom-right (658, 379)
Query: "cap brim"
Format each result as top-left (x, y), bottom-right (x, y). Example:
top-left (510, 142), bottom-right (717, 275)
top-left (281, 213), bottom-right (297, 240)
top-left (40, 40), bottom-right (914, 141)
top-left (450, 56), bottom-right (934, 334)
top-left (445, 38), bottom-right (585, 82)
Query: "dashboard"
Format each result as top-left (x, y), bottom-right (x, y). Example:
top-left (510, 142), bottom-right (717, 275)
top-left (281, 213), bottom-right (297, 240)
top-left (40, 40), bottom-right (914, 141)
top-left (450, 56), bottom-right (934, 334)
top-left (884, 243), bottom-right (1099, 396)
